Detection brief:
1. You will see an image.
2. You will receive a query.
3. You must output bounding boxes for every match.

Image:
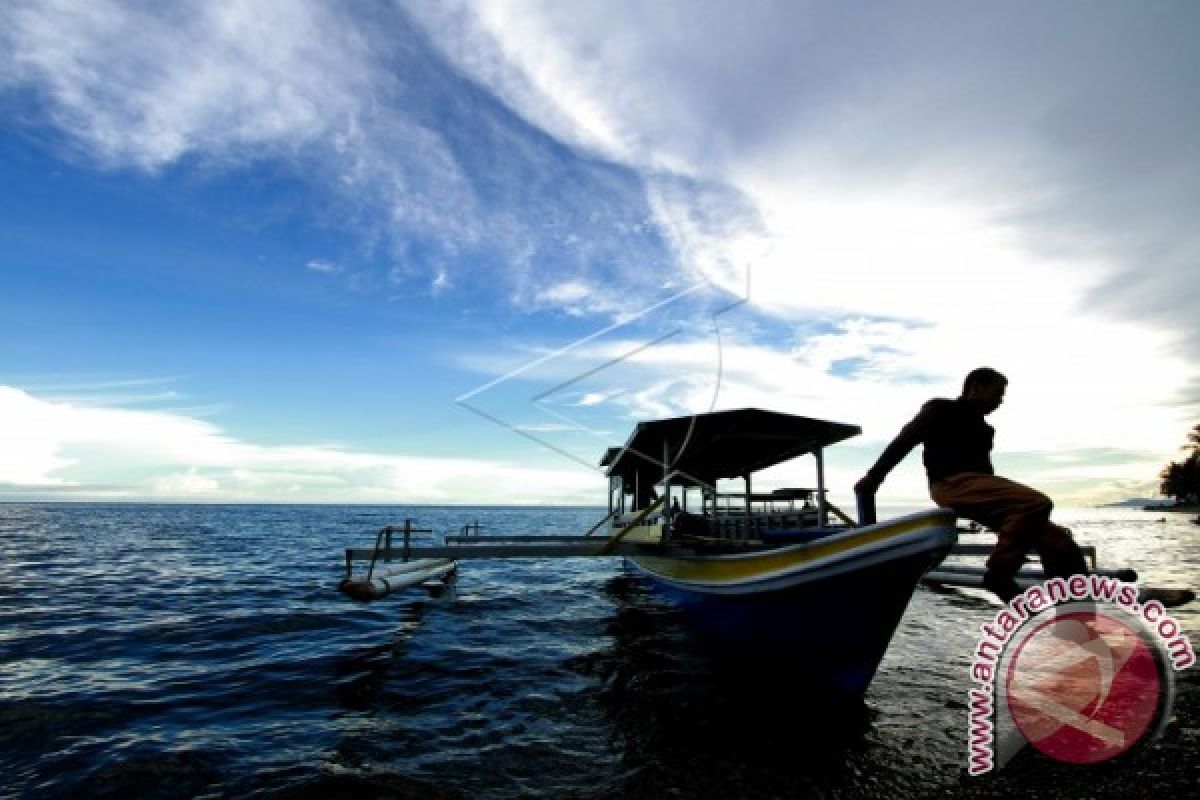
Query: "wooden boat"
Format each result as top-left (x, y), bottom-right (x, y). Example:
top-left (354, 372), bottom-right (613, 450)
top-left (341, 409), bottom-right (959, 695)
top-left (339, 409), bottom-right (1194, 696)
top-left (596, 409), bottom-right (958, 695)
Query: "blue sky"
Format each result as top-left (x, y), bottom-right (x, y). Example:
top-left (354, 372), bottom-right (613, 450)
top-left (1, 1), bottom-right (1197, 505)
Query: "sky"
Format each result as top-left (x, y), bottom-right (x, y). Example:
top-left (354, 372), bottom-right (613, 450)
top-left (1, 0), bottom-right (1197, 507)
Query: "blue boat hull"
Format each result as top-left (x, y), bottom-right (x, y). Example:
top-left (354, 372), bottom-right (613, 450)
top-left (631, 544), bottom-right (949, 696)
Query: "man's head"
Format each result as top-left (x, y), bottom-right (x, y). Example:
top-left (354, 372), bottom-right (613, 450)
top-left (961, 367), bottom-right (1007, 414)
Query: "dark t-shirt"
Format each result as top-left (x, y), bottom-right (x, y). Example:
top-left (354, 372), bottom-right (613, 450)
top-left (867, 397), bottom-right (994, 482)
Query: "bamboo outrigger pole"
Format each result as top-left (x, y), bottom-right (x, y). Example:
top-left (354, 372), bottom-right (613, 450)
top-left (598, 495), bottom-right (666, 554)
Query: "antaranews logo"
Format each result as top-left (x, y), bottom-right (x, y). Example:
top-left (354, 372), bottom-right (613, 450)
top-left (967, 575), bottom-right (1195, 775)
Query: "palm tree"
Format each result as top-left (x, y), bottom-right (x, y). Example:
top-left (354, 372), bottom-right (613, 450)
top-left (1187, 423), bottom-right (1200, 455)
top-left (1159, 424), bottom-right (1200, 506)
top-left (1160, 454), bottom-right (1200, 506)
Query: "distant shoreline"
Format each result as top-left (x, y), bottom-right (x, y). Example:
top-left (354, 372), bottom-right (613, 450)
top-left (1142, 504), bottom-right (1200, 512)
top-left (0, 500), bottom-right (609, 509)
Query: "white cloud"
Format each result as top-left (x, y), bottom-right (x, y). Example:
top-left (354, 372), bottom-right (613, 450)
top-left (0, 0), bottom-right (370, 170)
top-left (418, 2), bottom-right (1198, 390)
top-left (410, 1), bottom-right (1197, 503)
top-left (511, 421), bottom-right (586, 433)
top-left (305, 259), bottom-right (342, 274)
top-left (0, 386), bottom-right (599, 503)
top-left (464, 320), bottom-right (1186, 453)
top-left (152, 469), bottom-right (219, 496)
top-left (576, 392), bottom-right (613, 408)
top-left (405, 0), bottom-right (641, 165)
top-left (530, 281), bottom-right (613, 317)
top-left (452, 320), bottom-right (1187, 506)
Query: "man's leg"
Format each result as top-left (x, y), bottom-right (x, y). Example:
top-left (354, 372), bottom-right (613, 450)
top-left (931, 473), bottom-right (1071, 602)
top-left (1036, 522), bottom-right (1089, 579)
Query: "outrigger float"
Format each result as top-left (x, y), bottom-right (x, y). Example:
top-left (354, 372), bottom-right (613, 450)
top-left (339, 408), bottom-right (1171, 696)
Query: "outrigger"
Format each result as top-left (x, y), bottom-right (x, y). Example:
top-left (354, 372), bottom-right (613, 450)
top-left (339, 408), bottom-right (1175, 695)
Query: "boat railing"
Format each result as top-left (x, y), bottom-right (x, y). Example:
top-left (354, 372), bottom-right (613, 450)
top-left (343, 518), bottom-right (435, 582)
top-left (708, 512), bottom-right (799, 537)
top-left (340, 518), bottom-right (458, 601)
top-left (710, 489), bottom-right (824, 514)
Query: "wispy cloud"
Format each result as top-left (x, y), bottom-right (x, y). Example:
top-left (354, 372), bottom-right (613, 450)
top-left (0, 0), bottom-right (705, 314)
top-left (425, 1), bottom-right (1199, 411)
top-left (22, 375), bottom-right (185, 391)
top-left (0, 1), bottom-right (369, 169)
top-left (305, 259), bottom-right (342, 274)
top-left (17, 375), bottom-right (193, 411)
top-left (510, 421), bottom-right (595, 434)
top-left (0, 482), bottom-right (131, 494)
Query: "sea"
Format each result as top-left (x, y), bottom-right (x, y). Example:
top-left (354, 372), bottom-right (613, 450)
top-left (1, 503), bottom-right (1197, 799)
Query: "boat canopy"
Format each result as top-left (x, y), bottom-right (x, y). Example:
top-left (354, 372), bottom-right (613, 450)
top-left (601, 408), bottom-right (860, 487)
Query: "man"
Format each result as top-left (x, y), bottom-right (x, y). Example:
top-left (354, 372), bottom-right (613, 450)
top-left (854, 367), bottom-right (1088, 603)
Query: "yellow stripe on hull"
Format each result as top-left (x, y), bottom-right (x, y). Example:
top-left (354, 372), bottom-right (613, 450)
top-left (627, 509), bottom-right (954, 584)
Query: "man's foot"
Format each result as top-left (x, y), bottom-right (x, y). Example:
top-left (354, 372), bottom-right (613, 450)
top-left (1137, 587), bottom-right (1196, 608)
top-left (982, 569), bottom-right (1020, 603)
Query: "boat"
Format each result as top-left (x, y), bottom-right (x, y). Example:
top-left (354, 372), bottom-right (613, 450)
top-left (595, 408), bottom-right (958, 695)
top-left (338, 408), bottom-right (1196, 698)
top-left (341, 408), bottom-right (959, 696)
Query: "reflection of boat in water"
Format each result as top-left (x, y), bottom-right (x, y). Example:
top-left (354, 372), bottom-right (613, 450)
top-left (597, 409), bottom-right (957, 695)
top-left (596, 571), bottom-right (876, 776)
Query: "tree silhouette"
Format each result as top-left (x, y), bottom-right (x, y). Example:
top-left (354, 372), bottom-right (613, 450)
top-left (1187, 423), bottom-right (1200, 455)
top-left (1160, 424), bottom-right (1200, 505)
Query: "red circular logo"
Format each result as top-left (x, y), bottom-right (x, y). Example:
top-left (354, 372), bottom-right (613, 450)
top-left (1004, 610), bottom-right (1163, 764)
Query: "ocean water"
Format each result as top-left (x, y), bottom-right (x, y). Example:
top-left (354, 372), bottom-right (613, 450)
top-left (1, 503), bottom-right (1197, 799)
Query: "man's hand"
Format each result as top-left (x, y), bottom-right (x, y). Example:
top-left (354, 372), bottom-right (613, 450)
top-left (854, 473), bottom-right (882, 496)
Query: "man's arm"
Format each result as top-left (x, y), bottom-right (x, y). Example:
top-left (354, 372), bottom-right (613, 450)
top-left (854, 401), bottom-right (938, 494)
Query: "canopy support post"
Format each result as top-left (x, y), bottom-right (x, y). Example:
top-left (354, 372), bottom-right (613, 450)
top-left (662, 440), bottom-right (672, 540)
top-left (815, 448), bottom-right (827, 528)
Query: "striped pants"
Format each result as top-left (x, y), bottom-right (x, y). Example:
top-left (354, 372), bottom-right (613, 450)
top-left (931, 473), bottom-right (1088, 601)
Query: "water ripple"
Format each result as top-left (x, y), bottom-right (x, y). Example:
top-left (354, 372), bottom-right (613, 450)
top-left (1, 503), bottom-right (1196, 798)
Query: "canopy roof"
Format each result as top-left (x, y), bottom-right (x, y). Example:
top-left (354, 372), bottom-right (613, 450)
top-left (601, 408), bottom-right (860, 487)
